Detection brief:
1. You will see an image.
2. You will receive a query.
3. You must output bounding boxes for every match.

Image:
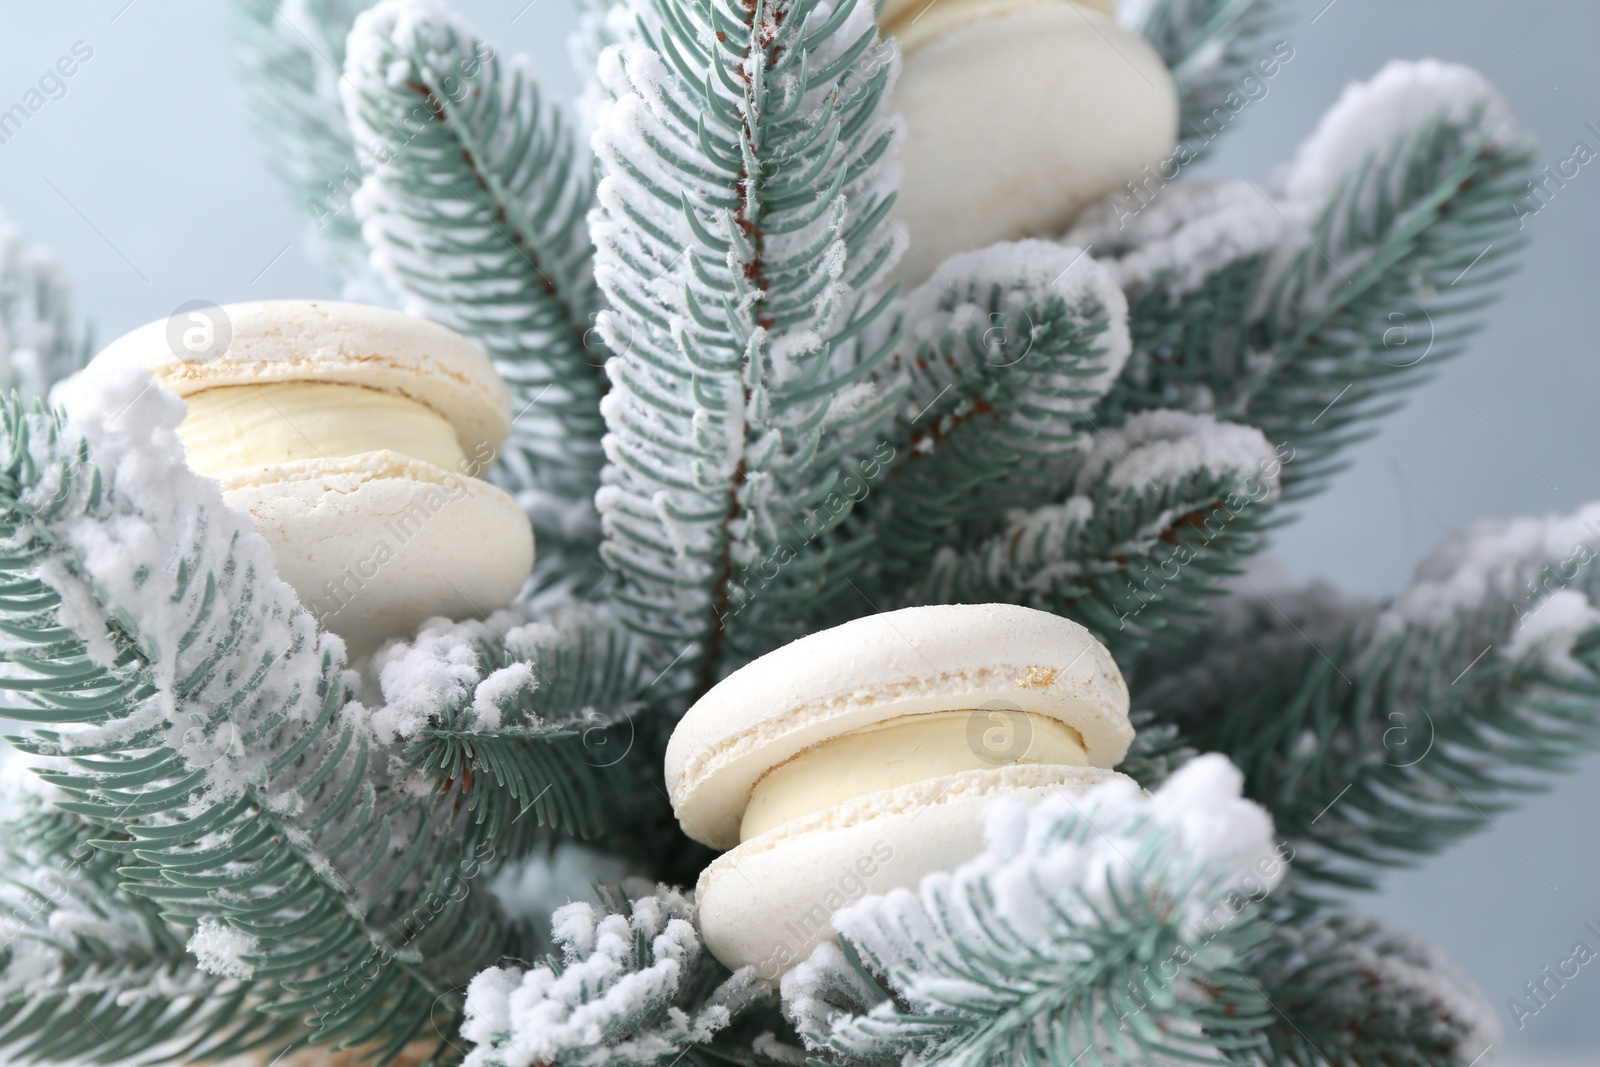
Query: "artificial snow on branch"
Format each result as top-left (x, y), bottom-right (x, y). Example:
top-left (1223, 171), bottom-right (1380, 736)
top-left (461, 884), bottom-right (766, 1066)
top-left (922, 410), bottom-right (1284, 652)
top-left (783, 754), bottom-right (1285, 1065)
top-left (0, 208), bottom-right (88, 400)
top-left (385, 609), bottom-right (649, 853)
top-left (1122, 0), bottom-right (1286, 164)
top-left (0, 372), bottom-right (516, 1060)
top-left (1249, 913), bottom-right (1499, 1067)
top-left (590, 0), bottom-right (904, 684)
top-left (231, 0), bottom-right (395, 304)
top-left (855, 240), bottom-right (1130, 587)
top-left (0, 758), bottom-right (300, 1063)
top-left (1076, 59), bottom-right (1537, 500)
top-left (1137, 504), bottom-right (1600, 888)
top-left (343, 0), bottom-right (608, 542)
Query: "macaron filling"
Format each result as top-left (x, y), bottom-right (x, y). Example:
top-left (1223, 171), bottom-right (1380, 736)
top-left (177, 382), bottom-right (467, 477)
top-left (738, 710), bottom-right (1089, 842)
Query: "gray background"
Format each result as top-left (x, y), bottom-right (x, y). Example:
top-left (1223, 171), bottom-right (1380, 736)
top-left (0, 0), bottom-right (1595, 1061)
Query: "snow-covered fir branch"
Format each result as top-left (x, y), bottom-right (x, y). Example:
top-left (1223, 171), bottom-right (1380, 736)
top-left (0, 209), bottom-right (88, 400)
top-left (343, 0), bottom-right (608, 544)
top-left (1121, 0), bottom-right (1287, 164)
top-left (1248, 913), bottom-right (1499, 1067)
top-left (590, 0), bottom-right (904, 684)
top-left (230, 0), bottom-right (396, 304)
top-left (382, 608), bottom-right (653, 854)
top-left (0, 371), bottom-right (518, 1059)
top-left (462, 884), bottom-right (767, 1066)
top-left (1075, 59), bottom-right (1536, 501)
top-left (0, 758), bottom-right (300, 1063)
top-left (853, 241), bottom-right (1130, 588)
top-left (1136, 505), bottom-right (1600, 888)
top-left (923, 409), bottom-right (1285, 652)
top-left (783, 755), bottom-right (1287, 1066)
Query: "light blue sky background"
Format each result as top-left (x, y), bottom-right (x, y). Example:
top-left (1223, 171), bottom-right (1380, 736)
top-left (0, 0), bottom-right (1595, 1060)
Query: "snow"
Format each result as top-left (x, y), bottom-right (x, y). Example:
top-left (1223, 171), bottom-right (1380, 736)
top-left (1073, 182), bottom-right (1290, 300)
top-left (370, 614), bottom-right (506, 744)
top-left (1343, 927), bottom-right (1500, 1062)
top-left (463, 966), bottom-right (522, 1052)
top-left (1074, 410), bottom-right (1279, 496)
top-left (345, 0), bottom-right (479, 106)
top-left (1382, 502), bottom-right (1600, 626)
top-left (0, 208), bottom-right (78, 399)
top-left (1270, 916), bottom-right (1500, 1065)
top-left (973, 754), bottom-right (1283, 943)
top-left (187, 917), bottom-right (259, 980)
top-left (783, 755), bottom-right (1286, 1055)
top-left (894, 240), bottom-right (1132, 411)
top-left (1064, 59), bottom-right (1530, 339)
top-left (461, 885), bottom-right (760, 1066)
top-left (364, 611), bottom-right (616, 742)
top-left (956, 497), bottom-right (1097, 592)
top-left (1276, 59), bottom-right (1530, 209)
top-left (1067, 180), bottom-right (1269, 255)
top-left (38, 368), bottom-right (348, 802)
top-left (473, 662), bottom-right (538, 730)
top-left (0, 940), bottom-right (65, 993)
top-left (1506, 588), bottom-right (1600, 678)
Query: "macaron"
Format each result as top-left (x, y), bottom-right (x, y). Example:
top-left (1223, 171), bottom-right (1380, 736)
top-left (85, 300), bottom-right (534, 653)
top-left (881, 0), bottom-right (1179, 286)
top-left (664, 603), bottom-right (1136, 977)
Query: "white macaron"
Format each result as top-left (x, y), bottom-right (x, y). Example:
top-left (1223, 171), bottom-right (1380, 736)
top-left (882, 0), bottom-right (1178, 286)
top-left (86, 300), bottom-right (534, 653)
top-left (665, 603), bottom-right (1136, 976)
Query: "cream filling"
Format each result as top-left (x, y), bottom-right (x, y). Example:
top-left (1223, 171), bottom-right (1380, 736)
top-left (177, 382), bottom-right (466, 477)
top-left (739, 710), bottom-right (1089, 842)
top-left (883, 0), bottom-right (1114, 53)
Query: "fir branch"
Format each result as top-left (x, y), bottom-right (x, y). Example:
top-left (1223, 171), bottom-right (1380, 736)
top-left (0, 785), bottom-right (301, 1065)
top-left (460, 884), bottom-right (767, 1066)
top-left (0, 210), bottom-right (90, 400)
top-left (393, 612), bottom-right (650, 853)
top-left (1136, 505), bottom-right (1600, 889)
top-left (1077, 181), bottom-right (1286, 416)
top-left (342, 0), bottom-right (607, 538)
top-left (919, 410), bottom-right (1285, 654)
top-left (590, 0), bottom-right (904, 688)
top-left (854, 241), bottom-right (1130, 588)
top-left (1247, 914), bottom-right (1499, 1067)
top-left (231, 0), bottom-right (394, 303)
top-left (1076, 60), bottom-right (1537, 501)
top-left (1126, 0), bottom-right (1286, 164)
top-left (1115, 708), bottom-right (1198, 790)
top-left (782, 755), bottom-right (1284, 1066)
top-left (0, 380), bottom-right (517, 1063)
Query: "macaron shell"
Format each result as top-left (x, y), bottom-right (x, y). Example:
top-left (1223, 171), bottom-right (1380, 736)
top-left (667, 603), bottom-right (1132, 850)
top-left (695, 764), bottom-right (1129, 977)
top-left (88, 301), bottom-right (511, 455)
top-left (884, 3), bottom-right (1177, 287)
top-left (879, 0), bottom-right (1114, 35)
top-left (220, 451), bottom-right (533, 654)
